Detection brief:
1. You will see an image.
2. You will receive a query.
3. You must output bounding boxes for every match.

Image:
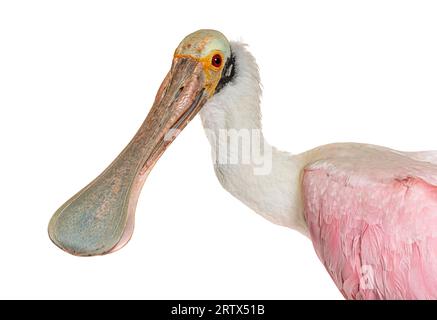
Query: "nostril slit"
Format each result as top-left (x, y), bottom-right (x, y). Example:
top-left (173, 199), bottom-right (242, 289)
top-left (175, 86), bottom-right (184, 100)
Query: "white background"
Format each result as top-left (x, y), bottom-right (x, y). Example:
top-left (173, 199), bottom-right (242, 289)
top-left (1, 1), bottom-right (436, 299)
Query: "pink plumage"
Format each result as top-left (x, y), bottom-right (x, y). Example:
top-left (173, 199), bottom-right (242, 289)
top-left (184, 37), bottom-right (437, 299)
top-left (302, 147), bottom-right (437, 299)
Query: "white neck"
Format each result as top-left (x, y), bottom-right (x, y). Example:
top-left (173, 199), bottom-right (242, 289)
top-left (200, 42), bottom-right (308, 235)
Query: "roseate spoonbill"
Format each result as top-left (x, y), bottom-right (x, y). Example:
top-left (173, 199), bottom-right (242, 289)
top-left (49, 29), bottom-right (437, 299)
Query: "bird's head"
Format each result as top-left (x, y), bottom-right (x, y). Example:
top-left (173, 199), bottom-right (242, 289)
top-left (173, 29), bottom-right (235, 97)
top-left (48, 29), bottom-right (239, 256)
top-left (132, 29), bottom-right (237, 170)
top-left (138, 29), bottom-right (237, 168)
top-left (139, 29), bottom-right (237, 156)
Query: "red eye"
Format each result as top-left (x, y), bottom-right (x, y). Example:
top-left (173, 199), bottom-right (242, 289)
top-left (211, 54), bottom-right (222, 68)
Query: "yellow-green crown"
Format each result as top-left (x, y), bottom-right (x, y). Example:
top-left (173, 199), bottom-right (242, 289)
top-left (175, 29), bottom-right (231, 59)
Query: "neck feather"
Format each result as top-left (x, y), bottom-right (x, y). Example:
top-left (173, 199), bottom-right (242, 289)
top-left (200, 42), bottom-right (308, 234)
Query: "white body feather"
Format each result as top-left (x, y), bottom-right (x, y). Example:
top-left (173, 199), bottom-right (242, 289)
top-left (200, 42), bottom-right (308, 235)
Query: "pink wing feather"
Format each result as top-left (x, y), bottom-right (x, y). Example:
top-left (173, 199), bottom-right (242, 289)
top-left (303, 150), bottom-right (437, 299)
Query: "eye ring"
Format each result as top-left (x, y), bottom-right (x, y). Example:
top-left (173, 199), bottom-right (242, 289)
top-left (211, 54), bottom-right (222, 68)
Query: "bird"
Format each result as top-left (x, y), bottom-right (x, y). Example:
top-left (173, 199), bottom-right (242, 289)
top-left (49, 29), bottom-right (437, 299)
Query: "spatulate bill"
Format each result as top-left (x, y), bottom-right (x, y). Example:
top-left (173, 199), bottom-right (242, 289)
top-left (48, 58), bottom-right (208, 256)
